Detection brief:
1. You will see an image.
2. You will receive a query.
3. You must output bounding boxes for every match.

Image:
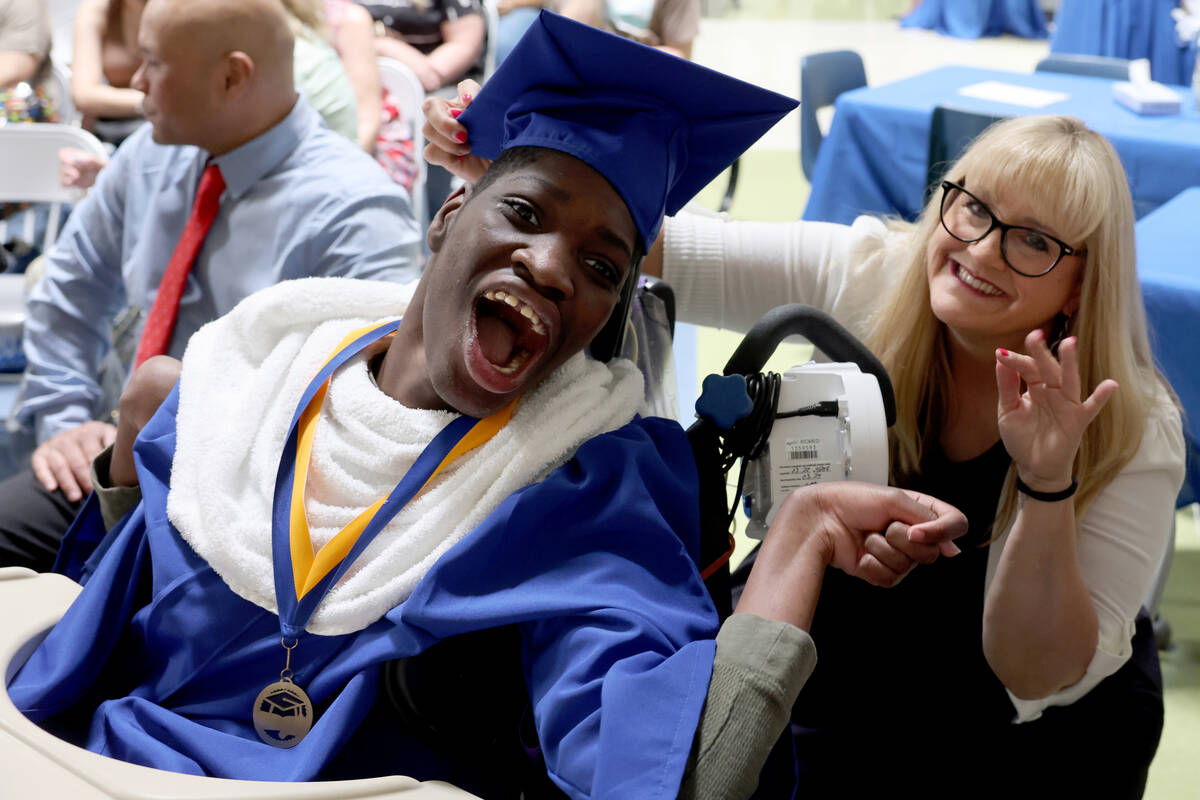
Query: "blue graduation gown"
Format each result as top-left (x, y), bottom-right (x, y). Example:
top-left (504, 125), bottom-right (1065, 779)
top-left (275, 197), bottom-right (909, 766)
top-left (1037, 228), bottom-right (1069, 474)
top-left (9, 386), bottom-right (717, 799)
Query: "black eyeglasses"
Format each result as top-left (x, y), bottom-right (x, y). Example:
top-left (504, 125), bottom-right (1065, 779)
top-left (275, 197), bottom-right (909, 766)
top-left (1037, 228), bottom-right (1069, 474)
top-left (938, 181), bottom-right (1081, 277)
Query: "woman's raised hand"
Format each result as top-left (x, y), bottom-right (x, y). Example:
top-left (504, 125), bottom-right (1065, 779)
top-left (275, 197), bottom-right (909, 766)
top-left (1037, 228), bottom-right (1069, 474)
top-left (995, 330), bottom-right (1118, 491)
top-left (421, 78), bottom-right (492, 185)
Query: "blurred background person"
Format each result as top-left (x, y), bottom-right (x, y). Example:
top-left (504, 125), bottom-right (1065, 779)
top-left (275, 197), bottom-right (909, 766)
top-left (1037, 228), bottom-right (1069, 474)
top-left (559, 0), bottom-right (698, 58)
top-left (0, 0), bottom-right (52, 87)
top-left (281, 0), bottom-right (357, 143)
top-left (494, 0), bottom-right (546, 65)
top-left (69, 0), bottom-right (143, 145)
top-left (359, 0), bottom-right (484, 93)
top-left (359, 0), bottom-right (484, 213)
top-left (322, 0), bottom-right (381, 152)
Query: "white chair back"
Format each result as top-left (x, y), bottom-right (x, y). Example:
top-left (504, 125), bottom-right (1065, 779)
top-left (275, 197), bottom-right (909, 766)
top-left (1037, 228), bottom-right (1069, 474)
top-left (0, 568), bottom-right (480, 799)
top-left (375, 58), bottom-right (427, 231)
top-left (46, 0), bottom-right (83, 65)
top-left (45, 62), bottom-right (78, 126)
top-left (0, 124), bottom-right (106, 252)
top-left (480, 0), bottom-right (500, 79)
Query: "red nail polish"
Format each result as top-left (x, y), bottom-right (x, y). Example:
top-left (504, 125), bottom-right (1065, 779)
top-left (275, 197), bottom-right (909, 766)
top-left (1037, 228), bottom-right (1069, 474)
top-left (449, 108), bottom-right (461, 119)
top-left (462, 93), bottom-right (473, 103)
top-left (455, 132), bottom-right (467, 143)
top-left (998, 348), bottom-right (1009, 357)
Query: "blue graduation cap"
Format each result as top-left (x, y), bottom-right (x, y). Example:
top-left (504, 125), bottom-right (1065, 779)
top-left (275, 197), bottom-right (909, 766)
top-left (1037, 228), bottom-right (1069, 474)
top-left (459, 10), bottom-right (798, 250)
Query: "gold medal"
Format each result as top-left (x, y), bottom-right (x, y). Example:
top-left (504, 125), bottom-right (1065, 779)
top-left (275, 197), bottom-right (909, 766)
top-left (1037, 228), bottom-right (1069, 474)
top-left (253, 638), bottom-right (312, 748)
top-left (253, 678), bottom-right (313, 748)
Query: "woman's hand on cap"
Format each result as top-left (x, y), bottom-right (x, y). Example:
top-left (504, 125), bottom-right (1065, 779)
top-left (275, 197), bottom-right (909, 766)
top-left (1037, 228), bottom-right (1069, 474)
top-left (421, 79), bottom-right (491, 185)
top-left (995, 330), bottom-right (1118, 491)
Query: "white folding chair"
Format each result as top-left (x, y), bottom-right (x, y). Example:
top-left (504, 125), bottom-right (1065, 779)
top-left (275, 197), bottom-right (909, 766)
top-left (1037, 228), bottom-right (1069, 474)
top-left (45, 61), bottom-right (79, 126)
top-left (45, 0), bottom-right (83, 66)
top-left (480, 0), bottom-right (500, 79)
top-left (376, 58), bottom-right (427, 231)
top-left (0, 124), bottom-right (106, 253)
top-left (0, 570), bottom-right (480, 799)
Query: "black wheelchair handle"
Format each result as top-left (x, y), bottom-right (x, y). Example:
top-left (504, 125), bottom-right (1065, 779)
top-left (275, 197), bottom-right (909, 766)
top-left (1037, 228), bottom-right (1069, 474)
top-left (721, 304), bottom-right (897, 426)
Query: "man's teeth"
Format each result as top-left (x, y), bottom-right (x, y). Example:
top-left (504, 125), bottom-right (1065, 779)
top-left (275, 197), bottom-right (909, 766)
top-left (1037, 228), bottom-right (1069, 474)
top-left (492, 348), bottom-right (531, 375)
top-left (954, 264), bottom-right (1004, 296)
top-left (483, 290), bottom-right (547, 335)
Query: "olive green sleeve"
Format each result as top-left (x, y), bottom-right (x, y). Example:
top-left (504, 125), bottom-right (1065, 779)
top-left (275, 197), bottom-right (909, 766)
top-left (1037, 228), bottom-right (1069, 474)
top-left (678, 613), bottom-right (817, 800)
top-left (91, 445), bottom-right (143, 531)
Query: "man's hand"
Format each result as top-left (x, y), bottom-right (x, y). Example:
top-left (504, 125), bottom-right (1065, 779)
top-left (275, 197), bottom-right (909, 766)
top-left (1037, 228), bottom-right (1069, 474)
top-left (58, 147), bottom-right (109, 190)
top-left (736, 482), bottom-right (967, 630)
top-left (109, 356), bottom-right (182, 488)
top-left (31, 421), bottom-right (117, 502)
top-left (790, 483), bottom-right (966, 587)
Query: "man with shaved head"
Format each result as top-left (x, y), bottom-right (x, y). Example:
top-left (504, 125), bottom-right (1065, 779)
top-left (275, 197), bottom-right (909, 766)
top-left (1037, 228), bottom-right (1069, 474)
top-left (0, 0), bottom-right (421, 573)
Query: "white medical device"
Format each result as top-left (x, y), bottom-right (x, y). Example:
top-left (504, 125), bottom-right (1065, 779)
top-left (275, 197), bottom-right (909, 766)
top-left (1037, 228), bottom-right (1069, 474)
top-left (692, 304), bottom-right (895, 541)
top-left (741, 362), bottom-right (889, 538)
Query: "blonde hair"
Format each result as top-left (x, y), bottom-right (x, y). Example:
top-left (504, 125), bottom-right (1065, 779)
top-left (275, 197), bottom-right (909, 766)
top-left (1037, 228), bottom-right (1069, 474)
top-left (280, 0), bottom-right (330, 40)
top-left (866, 115), bottom-right (1169, 535)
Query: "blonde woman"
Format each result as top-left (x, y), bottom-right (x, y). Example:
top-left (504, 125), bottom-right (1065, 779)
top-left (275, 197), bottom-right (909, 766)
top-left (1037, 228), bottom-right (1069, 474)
top-left (645, 115), bottom-right (1183, 798)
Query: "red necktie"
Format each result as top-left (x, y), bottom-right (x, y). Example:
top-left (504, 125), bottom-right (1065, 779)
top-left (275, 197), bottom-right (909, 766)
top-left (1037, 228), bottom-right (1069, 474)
top-left (134, 163), bottom-right (225, 367)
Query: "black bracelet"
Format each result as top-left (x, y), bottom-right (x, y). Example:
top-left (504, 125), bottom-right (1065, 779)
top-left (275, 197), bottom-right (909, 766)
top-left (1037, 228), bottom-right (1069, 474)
top-left (1015, 476), bottom-right (1078, 502)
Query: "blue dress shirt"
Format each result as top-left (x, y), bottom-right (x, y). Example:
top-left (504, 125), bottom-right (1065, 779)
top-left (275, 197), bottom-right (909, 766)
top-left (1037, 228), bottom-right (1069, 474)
top-left (16, 97), bottom-right (421, 442)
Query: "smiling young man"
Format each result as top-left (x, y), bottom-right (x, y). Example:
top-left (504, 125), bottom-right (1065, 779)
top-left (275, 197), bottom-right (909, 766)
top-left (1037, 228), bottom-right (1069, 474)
top-left (8, 13), bottom-right (966, 800)
top-left (377, 149), bottom-right (638, 418)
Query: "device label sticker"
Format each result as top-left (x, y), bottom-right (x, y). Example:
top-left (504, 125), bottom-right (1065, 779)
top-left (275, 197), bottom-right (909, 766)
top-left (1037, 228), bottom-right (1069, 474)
top-left (786, 438), bottom-right (820, 461)
top-left (780, 437), bottom-right (832, 489)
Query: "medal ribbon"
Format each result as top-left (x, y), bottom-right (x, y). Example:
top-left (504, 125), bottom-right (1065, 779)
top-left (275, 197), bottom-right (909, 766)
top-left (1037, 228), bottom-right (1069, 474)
top-left (270, 319), bottom-right (517, 637)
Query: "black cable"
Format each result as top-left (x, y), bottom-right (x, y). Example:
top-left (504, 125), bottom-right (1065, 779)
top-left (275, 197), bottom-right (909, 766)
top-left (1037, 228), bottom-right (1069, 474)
top-left (716, 372), bottom-right (779, 531)
top-left (714, 375), bottom-right (841, 531)
top-left (776, 400), bottom-right (839, 419)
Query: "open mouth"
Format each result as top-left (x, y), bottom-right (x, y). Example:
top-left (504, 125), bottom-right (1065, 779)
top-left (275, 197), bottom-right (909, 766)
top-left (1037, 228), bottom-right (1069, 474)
top-left (469, 289), bottom-right (551, 389)
top-left (951, 261), bottom-right (1005, 297)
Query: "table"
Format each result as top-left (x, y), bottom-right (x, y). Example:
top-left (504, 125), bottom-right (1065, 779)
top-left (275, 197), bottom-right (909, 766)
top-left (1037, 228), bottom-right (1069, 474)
top-left (1136, 187), bottom-right (1200, 507)
top-left (802, 66), bottom-right (1200, 225)
top-left (900, 0), bottom-right (1047, 39)
top-left (1051, 0), bottom-right (1199, 87)
top-left (0, 376), bottom-right (22, 481)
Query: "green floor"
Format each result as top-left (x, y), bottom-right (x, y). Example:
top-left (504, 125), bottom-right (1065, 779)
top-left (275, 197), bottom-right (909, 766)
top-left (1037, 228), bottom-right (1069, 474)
top-left (683, 8), bottom-right (1200, 789)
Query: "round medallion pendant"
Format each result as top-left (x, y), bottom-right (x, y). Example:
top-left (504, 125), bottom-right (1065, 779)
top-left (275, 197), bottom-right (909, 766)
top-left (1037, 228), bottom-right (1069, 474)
top-left (252, 678), bottom-right (313, 748)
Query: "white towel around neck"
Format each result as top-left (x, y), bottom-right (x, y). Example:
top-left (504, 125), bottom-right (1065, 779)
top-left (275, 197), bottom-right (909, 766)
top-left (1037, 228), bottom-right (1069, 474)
top-left (168, 277), bottom-right (644, 636)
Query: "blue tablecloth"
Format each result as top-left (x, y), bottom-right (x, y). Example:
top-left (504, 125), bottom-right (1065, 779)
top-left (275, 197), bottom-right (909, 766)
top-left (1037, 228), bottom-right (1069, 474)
top-left (901, 0), bottom-right (1047, 39)
top-left (1051, 0), bottom-right (1199, 86)
top-left (1137, 187), bottom-right (1200, 507)
top-left (802, 66), bottom-right (1200, 225)
top-left (0, 377), bottom-right (21, 481)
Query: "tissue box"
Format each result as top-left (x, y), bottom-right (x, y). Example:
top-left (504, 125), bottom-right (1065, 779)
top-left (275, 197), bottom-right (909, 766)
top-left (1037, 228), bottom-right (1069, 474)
top-left (0, 274), bottom-right (26, 373)
top-left (1113, 81), bottom-right (1183, 115)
